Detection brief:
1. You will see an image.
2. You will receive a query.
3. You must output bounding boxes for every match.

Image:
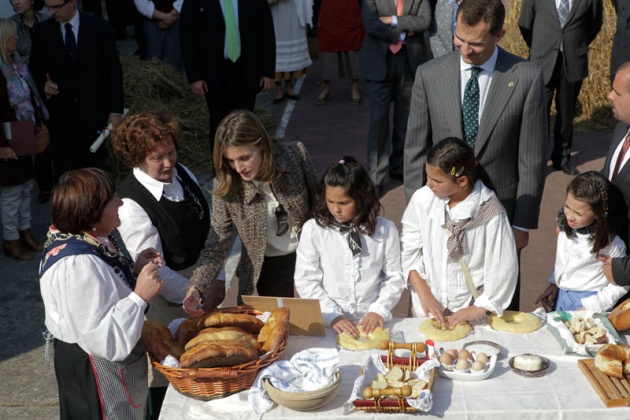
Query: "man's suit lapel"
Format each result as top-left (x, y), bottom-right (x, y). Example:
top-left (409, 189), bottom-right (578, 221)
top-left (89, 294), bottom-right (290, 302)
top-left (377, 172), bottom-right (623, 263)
top-left (566, 0), bottom-right (582, 23)
top-left (475, 49), bottom-right (518, 154)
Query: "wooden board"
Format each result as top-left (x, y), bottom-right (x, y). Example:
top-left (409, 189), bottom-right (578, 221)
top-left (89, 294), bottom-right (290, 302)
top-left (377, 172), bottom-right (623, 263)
top-left (578, 359), bottom-right (630, 407)
top-left (241, 296), bottom-right (325, 336)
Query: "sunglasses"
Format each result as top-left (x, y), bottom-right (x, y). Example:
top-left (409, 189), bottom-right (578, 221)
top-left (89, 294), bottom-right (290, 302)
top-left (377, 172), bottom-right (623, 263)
top-left (274, 204), bottom-right (288, 236)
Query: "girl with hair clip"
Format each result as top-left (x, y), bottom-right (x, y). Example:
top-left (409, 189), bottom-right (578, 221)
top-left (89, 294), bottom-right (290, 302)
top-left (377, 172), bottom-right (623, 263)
top-left (401, 138), bottom-right (518, 328)
top-left (294, 157), bottom-right (405, 336)
top-left (536, 171), bottom-right (629, 312)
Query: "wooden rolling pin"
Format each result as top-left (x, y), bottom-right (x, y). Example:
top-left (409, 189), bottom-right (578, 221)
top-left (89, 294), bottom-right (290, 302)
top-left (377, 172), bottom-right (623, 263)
top-left (363, 385), bottom-right (412, 399)
top-left (378, 341), bottom-right (427, 353)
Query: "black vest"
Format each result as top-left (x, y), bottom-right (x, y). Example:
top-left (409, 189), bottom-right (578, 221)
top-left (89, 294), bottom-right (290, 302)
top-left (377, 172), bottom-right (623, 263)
top-left (118, 164), bottom-right (210, 271)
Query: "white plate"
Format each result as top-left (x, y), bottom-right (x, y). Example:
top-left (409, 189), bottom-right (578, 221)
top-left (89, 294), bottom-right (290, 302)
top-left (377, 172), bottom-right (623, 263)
top-left (438, 354), bottom-right (497, 381)
top-left (463, 340), bottom-right (502, 358)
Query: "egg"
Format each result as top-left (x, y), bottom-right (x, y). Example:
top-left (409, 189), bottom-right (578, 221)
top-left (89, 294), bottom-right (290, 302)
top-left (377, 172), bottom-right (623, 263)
top-left (455, 358), bottom-right (469, 371)
top-left (445, 349), bottom-right (458, 358)
top-left (439, 352), bottom-right (454, 366)
top-left (476, 352), bottom-right (489, 364)
top-left (471, 361), bottom-right (484, 372)
top-left (458, 349), bottom-right (471, 360)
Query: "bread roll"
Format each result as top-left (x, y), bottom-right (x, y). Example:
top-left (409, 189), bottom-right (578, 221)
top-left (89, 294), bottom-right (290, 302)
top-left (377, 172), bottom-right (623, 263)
top-left (257, 307), bottom-right (290, 353)
top-left (594, 344), bottom-right (630, 379)
top-left (608, 298), bottom-right (630, 332)
top-left (201, 313), bottom-right (264, 333)
top-left (197, 326), bottom-right (255, 337)
top-left (141, 321), bottom-right (185, 361)
top-left (184, 329), bottom-right (262, 352)
top-left (175, 316), bottom-right (205, 348)
top-left (180, 340), bottom-right (259, 368)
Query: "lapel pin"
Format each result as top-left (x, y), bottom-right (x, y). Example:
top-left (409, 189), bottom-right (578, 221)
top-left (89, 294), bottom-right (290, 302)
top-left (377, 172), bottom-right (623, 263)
top-left (508, 82), bottom-right (514, 87)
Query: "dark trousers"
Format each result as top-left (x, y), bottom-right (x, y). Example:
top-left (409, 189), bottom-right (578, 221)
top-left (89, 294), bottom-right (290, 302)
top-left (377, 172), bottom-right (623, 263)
top-left (507, 251), bottom-right (521, 311)
top-left (205, 58), bottom-right (257, 156)
top-left (365, 47), bottom-right (414, 186)
top-left (256, 252), bottom-right (296, 297)
top-left (34, 146), bottom-right (54, 192)
top-left (50, 106), bottom-right (106, 182)
top-left (547, 51), bottom-right (583, 163)
top-left (54, 339), bottom-right (102, 420)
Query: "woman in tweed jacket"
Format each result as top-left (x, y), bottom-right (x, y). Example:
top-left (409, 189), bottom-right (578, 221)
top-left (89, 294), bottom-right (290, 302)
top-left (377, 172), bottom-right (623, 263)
top-left (183, 110), bottom-right (319, 314)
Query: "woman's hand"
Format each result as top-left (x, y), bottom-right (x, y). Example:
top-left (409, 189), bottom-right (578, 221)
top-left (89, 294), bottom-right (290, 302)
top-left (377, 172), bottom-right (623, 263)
top-left (360, 312), bottom-right (384, 335)
top-left (331, 316), bottom-right (359, 336)
top-left (448, 306), bottom-right (486, 328)
top-left (134, 248), bottom-right (163, 274)
top-left (534, 283), bottom-right (559, 312)
top-left (419, 293), bottom-right (446, 326)
top-left (0, 146), bottom-right (16, 160)
top-left (183, 286), bottom-right (205, 317)
top-left (134, 260), bottom-right (163, 302)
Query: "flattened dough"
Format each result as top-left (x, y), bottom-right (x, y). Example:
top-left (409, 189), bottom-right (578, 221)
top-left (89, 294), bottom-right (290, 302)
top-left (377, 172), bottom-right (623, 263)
top-left (418, 318), bottom-right (472, 341)
top-left (489, 310), bottom-right (540, 333)
top-left (337, 326), bottom-right (391, 350)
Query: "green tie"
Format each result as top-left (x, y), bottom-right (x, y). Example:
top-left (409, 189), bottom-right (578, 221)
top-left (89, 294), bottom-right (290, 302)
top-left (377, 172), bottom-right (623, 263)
top-left (223, 0), bottom-right (240, 62)
top-left (462, 66), bottom-right (481, 148)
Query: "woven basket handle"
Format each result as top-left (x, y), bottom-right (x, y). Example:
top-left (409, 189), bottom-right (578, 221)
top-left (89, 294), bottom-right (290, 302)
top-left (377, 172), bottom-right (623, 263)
top-left (378, 341), bottom-right (427, 353)
top-left (363, 385), bottom-right (412, 399)
top-left (182, 368), bottom-right (238, 379)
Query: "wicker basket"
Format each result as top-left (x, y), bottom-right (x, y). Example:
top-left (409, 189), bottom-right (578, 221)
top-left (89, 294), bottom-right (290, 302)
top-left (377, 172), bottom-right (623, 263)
top-left (353, 341), bottom-right (437, 413)
top-left (151, 307), bottom-right (288, 401)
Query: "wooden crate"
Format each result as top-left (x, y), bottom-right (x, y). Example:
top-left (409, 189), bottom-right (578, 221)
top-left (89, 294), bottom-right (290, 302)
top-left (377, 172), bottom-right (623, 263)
top-left (578, 359), bottom-right (630, 407)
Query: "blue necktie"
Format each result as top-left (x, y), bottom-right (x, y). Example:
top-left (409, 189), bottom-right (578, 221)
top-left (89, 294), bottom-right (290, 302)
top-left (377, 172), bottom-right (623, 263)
top-left (462, 67), bottom-right (481, 148)
top-left (64, 23), bottom-right (77, 63)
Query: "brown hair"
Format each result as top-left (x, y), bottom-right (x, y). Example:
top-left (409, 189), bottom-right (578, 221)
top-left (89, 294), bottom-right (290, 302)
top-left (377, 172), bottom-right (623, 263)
top-left (51, 168), bottom-right (116, 234)
top-left (112, 111), bottom-right (182, 168)
top-left (213, 110), bottom-right (277, 198)
top-left (457, 0), bottom-right (505, 36)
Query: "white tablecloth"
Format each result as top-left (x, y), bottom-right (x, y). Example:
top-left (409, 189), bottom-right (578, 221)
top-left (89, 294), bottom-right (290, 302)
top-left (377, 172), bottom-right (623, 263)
top-left (159, 317), bottom-right (630, 419)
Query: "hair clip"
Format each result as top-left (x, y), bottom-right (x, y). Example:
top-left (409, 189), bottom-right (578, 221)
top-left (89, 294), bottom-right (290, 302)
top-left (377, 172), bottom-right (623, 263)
top-left (455, 167), bottom-right (464, 177)
top-left (450, 166), bottom-right (456, 176)
top-left (339, 159), bottom-right (345, 165)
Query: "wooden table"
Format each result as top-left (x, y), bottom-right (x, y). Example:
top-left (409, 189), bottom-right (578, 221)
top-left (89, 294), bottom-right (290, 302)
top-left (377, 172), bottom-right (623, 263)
top-left (159, 317), bottom-right (630, 419)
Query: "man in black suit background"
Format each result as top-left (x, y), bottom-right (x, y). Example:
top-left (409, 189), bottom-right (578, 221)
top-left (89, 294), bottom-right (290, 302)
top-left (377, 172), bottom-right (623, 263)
top-left (30, 0), bottom-right (124, 181)
top-left (180, 0), bottom-right (275, 159)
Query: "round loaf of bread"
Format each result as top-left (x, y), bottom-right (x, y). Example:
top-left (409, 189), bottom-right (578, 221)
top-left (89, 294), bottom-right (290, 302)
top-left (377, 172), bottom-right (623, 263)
top-left (489, 311), bottom-right (540, 334)
top-left (180, 340), bottom-right (259, 368)
top-left (595, 344), bottom-right (630, 379)
top-left (418, 318), bottom-right (472, 342)
top-left (608, 298), bottom-right (630, 332)
top-left (337, 325), bottom-right (390, 350)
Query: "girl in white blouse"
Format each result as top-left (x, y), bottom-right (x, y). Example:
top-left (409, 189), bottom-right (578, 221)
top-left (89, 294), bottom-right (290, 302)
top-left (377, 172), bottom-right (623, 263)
top-left (536, 172), bottom-right (628, 312)
top-left (401, 138), bottom-right (518, 328)
top-left (295, 157), bottom-right (405, 336)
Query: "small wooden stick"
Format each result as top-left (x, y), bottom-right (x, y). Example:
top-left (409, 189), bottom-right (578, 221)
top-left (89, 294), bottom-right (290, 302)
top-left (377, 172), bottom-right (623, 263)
top-left (378, 341), bottom-right (427, 353)
top-left (363, 385), bottom-right (412, 399)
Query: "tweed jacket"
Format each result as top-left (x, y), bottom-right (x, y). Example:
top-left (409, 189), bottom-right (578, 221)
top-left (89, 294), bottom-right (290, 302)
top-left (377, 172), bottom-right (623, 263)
top-left (189, 141), bottom-right (319, 301)
top-left (403, 48), bottom-right (548, 229)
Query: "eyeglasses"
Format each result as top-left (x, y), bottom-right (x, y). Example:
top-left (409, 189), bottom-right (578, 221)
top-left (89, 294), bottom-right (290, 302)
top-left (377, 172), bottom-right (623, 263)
top-left (47, 0), bottom-right (69, 11)
top-left (274, 204), bottom-right (288, 236)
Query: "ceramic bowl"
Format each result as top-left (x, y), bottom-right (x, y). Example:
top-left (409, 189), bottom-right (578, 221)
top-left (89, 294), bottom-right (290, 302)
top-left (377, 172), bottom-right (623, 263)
top-left (263, 372), bottom-right (342, 411)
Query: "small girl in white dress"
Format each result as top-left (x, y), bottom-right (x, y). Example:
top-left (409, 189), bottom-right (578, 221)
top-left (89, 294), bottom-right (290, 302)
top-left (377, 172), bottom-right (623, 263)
top-left (295, 156), bottom-right (405, 336)
top-left (401, 138), bottom-right (518, 328)
top-left (536, 171), bottom-right (628, 312)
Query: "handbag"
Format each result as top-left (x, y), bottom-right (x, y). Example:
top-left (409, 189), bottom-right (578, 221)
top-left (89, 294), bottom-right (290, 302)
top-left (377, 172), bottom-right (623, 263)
top-left (35, 123), bottom-right (49, 154)
top-left (2, 120), bottom-right (37, 156)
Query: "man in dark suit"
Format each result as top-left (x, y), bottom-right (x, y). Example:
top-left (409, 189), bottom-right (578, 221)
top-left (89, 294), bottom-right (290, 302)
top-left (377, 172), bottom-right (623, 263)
top-left (611, 0), bottom-right (630, 85)
top-left (519, 0), bottom-right (602, 176)
top-left (180, 0), bottom-right (275, 158)
top-left (403, 0), bottom-right (548, 310)
top-left (30, 0), bottom-right (124, 180)
top-left (360, 0), bottom-right (431, 190)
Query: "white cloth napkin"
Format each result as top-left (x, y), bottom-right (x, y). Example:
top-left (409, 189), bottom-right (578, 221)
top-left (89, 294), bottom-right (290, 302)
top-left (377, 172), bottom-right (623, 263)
top-left (248, 347), bottom-right (340, 415)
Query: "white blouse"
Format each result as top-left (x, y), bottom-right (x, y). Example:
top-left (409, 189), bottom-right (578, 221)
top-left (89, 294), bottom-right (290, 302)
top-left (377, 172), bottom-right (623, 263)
top-left (40, 253), bottom-right (148, 361)
top-left (294, 216), bottom-right (405, 326)
top-left (401, 181), bottom-right (518, 316)
top-left (551, 230), bottom-right (628, 311)
top-left (117, 166), bottom-right (196, 304)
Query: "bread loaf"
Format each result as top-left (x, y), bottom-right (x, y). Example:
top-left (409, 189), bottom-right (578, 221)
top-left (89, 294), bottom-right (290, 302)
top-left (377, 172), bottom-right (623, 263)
top-left (201, 313), bottom-right (264, 333)
top-left (175, 316), bottom-right (205, 348)
top-left (180, 340), bottom-right (259, 368)
top-left (184, 329), bottom-right (262, 352)
top-left (257, 307), bottom-right (290, 353)
top-left (141, 321), bottom-right (185, 361)
top-left (608, 298), bottom-right (630, 332)
top-left (198, 326), bottom-right (255, 337)
top-left (594, 344), bottom-right (630, 379)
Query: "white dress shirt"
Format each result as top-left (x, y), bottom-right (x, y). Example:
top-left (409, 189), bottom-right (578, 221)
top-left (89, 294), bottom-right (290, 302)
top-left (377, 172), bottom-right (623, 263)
top-left (252, 181), bottom-right (298, 257)
top-left (40, 252), bottom-right (147, 361)
top-left (401, 180), bottom-right (518, 316)
top-left (459, 46), bottom-right (499, 123)
top-left (608, 127), bottom-right (630, 180)
top-left (58, 8), bottom-right (79, 41)
top-left (550, 231), bottom-right (628, 311)
top-left (295, 216), bottom-right (405, 326)
top-left (134, 0), bottom-right (184, 19)
top-left (117, 165), bottom-right (197, 304)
